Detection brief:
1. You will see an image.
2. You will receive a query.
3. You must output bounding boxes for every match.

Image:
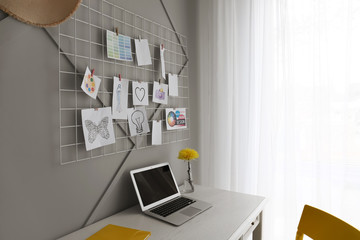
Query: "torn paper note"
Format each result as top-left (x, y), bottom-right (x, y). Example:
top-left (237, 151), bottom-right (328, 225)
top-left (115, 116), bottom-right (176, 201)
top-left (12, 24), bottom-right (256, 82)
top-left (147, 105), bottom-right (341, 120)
top-left (160, 44), bottom-right (165, 79)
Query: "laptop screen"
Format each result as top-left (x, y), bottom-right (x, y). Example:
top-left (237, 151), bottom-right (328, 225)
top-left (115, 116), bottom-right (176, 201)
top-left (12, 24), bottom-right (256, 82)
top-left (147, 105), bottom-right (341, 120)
top-left (132, 164), bottom-right (179, 207)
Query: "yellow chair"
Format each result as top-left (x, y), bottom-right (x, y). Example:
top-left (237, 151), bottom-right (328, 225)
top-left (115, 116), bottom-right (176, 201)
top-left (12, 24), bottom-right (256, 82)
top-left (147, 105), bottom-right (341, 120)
top-left (296, 205), bottom-right (360, 240)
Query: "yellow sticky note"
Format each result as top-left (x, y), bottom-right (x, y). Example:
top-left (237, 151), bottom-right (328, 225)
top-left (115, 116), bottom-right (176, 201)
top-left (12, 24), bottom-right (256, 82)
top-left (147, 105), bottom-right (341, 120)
top-left (87, 224), bottom-right (151, 240)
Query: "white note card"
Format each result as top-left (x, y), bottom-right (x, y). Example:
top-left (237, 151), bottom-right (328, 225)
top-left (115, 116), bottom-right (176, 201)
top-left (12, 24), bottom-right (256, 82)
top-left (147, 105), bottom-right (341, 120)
top-left (152, 120), bottom-right (162, 145)
top-left (168, 73), bottom-right (179, 96)
top-left (134, 39), bottom-right (152, 66)
top-left (160, 44), bottom-right (166, 79)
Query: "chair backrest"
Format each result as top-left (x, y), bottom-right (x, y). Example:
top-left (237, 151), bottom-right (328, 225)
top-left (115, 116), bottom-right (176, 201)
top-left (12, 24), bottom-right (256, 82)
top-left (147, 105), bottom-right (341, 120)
top-left (296, 205), bottom-right (360, 240)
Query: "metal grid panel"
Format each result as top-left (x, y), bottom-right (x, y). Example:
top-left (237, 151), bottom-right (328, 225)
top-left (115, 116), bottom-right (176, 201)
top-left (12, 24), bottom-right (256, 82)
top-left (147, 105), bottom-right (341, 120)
top-left (59, 0), bottom-right (190, 165)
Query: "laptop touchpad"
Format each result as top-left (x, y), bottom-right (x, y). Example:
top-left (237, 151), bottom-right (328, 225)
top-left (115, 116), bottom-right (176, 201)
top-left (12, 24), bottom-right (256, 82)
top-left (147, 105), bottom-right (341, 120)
top-left (180, 207), bottom-right (201, 217)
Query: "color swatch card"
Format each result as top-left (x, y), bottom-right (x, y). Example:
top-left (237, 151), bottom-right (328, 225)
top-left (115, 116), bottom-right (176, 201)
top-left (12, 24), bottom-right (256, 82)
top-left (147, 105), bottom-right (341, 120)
top-left (152, 120), bottom-right (162, 145)
top-left (112, 77), bottom-right (129, 119)
top-left (166, 108), bottom-right (186, 130)
top-left (106, 30), bottom-right (133, 61)
top-left (127, 106), bottom-right (150, 136)
top-left (160, 44), bottom-right (166, 79)
top-left (81, 107), bottom-right (115, 151)
top-left (132, 81), bottom-right (149, 105)
top-left (134, 39), bottom-right (152, 66)
top-left (81, 67), bottom-right (101, 99)
top-left (152, 81), bottom-right (168, 104)
top-left (168, 73), bottom-right (179, 96)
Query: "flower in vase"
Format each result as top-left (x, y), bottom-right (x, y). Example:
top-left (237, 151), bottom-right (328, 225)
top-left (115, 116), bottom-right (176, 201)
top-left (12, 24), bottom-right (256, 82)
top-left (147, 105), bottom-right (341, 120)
top-left (178, 148), bottom-right (199, 193)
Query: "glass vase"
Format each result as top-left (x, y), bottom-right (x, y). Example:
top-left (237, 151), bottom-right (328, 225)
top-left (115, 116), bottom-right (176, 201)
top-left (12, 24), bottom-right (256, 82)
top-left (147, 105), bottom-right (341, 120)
top-left (183, 161), bottom-right (194, 193)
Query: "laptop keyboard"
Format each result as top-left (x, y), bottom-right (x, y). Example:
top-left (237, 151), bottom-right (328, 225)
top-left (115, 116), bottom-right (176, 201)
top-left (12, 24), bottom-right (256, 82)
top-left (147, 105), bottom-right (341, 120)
top-left (150, 197), bottom-right (196, 217)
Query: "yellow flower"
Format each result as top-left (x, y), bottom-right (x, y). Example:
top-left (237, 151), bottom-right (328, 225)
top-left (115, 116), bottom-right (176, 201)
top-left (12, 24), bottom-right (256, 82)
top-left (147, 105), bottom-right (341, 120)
top-left (178, 148), bottom-right (199, 161)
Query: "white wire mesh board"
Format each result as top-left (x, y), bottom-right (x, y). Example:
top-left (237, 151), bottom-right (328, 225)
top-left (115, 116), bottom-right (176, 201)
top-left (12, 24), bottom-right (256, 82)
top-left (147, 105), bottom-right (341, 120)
top-left (58, 0), bottom-right (190, 165)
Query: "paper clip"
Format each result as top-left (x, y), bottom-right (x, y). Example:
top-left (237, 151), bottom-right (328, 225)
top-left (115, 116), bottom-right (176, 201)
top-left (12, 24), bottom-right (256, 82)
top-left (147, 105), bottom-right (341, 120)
top-left (118, 73), bottom-right (121, 81)
top-left (115, 27), bottom-right (119, 36)
top-left (91, 69), bottom-right (95, 76)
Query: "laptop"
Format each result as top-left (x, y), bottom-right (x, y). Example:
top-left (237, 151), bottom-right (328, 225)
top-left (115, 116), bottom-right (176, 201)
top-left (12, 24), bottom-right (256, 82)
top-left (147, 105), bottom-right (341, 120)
top-left (130, 162), bottom-right (212, 226)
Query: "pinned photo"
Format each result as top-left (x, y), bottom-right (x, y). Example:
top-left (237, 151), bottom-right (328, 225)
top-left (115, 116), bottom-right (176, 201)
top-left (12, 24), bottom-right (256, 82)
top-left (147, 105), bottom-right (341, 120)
top-left (165, 108), bottom-right (186, 130)
top-left (152, 81), bottom-right (168, 104)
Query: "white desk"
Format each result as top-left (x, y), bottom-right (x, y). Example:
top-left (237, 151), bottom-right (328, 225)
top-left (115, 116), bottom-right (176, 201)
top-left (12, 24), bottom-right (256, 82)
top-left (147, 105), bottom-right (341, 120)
top-left (59, 185), bottom-right (266, 240)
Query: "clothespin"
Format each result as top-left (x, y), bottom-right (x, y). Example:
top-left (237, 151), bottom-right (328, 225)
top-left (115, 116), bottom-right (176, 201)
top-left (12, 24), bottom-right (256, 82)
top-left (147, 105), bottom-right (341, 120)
top-left (115, 27), bottom-right (119, 36)
top-left (138, 35), bottom-right (142, 40)
top-left (94, 108), bottom-right (98, 111)
top-left (118, 73), bottom-right (121, 81)
top-left (158, 79), bottom-right (161, 84)
top-left (91, 69), bottom-right (95, 77)
top-left (161, 44), bottom-right (164, 50)
top-left (157, 119), bottom-right (160, 122)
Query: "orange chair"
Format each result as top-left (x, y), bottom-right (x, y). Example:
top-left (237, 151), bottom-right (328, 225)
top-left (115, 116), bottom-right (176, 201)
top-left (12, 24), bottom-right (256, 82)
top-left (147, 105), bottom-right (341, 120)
top-left (296, 205), bottom-right (360, 240)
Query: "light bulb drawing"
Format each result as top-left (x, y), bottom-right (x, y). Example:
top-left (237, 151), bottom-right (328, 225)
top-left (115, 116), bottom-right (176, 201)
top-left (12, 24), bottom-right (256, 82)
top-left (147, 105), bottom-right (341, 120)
top-left (131, 110), bottom-right (144, 134)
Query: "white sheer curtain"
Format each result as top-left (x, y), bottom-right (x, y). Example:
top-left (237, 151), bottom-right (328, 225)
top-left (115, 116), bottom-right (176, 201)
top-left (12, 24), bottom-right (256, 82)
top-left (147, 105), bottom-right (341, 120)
top-left (197, 0), bottom-right (360, 239)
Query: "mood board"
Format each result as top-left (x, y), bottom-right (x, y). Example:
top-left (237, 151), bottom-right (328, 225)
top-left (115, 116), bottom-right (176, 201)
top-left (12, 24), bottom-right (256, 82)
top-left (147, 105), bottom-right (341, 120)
top-left (58, 0), bottom-right (190, 165)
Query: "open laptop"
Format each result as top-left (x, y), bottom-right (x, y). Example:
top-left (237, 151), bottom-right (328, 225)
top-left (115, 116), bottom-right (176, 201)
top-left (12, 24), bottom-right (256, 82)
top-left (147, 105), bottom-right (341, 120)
top-left (130, 162), bottom-right (212, 226)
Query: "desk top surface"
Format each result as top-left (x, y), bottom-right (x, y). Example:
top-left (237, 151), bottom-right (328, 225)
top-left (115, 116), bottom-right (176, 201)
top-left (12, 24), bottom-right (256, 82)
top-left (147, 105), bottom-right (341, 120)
top-left (58, 185), bottom-right (266, 240)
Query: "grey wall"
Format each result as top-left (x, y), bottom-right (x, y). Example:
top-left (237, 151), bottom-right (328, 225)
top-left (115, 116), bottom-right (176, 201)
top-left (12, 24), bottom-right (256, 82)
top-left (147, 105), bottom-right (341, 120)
top-left (0, 0), bottom-right (198, 239)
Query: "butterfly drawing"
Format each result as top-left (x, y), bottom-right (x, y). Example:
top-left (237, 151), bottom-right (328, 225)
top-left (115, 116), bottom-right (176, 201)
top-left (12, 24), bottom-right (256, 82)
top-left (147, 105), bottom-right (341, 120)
top-left (85, 117), bottom-right (110, 143)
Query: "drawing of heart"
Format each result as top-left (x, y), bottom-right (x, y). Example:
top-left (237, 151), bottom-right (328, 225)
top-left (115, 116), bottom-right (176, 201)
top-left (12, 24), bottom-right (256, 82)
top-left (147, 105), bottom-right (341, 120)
top-left (135, 87), bottom-right (145, 102)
